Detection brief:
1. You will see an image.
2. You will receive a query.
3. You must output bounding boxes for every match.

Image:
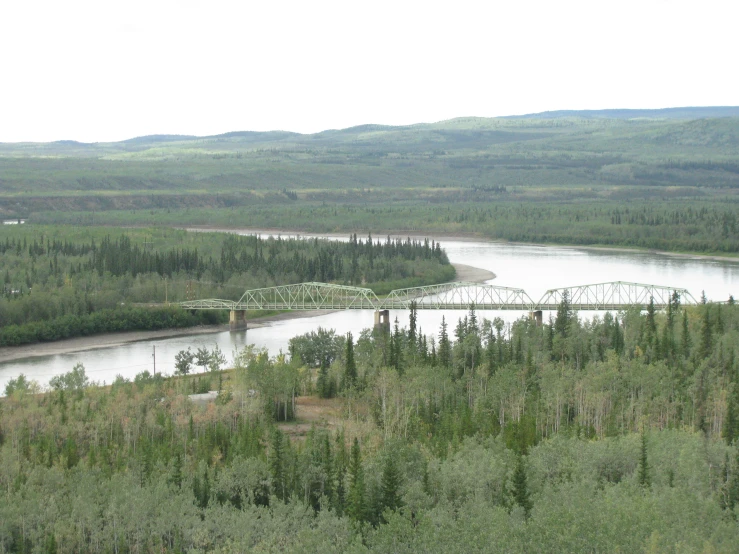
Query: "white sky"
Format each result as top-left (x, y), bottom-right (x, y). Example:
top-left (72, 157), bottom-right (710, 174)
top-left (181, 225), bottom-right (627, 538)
top-left (0, 0), bottom-right (736, 143)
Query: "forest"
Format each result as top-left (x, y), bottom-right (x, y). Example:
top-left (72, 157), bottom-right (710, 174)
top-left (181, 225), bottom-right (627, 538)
top-left (2, 296), bottom-right (739, 551)
top-left (0, 225), bottom-right (453, 345)
top-left (37, 200), bottom-right (739, 254)
top-left (3, 113), bottom-right (739, 255)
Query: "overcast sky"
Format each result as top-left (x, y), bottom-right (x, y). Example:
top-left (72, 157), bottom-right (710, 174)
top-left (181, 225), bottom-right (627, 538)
top-left (0, 0), bottom-right (736, 142)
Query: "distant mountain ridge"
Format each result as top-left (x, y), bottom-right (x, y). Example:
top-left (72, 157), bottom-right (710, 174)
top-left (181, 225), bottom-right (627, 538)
top-left (504, 106), bottom-right (739, 120)
top-left (3, 107), bottom-right (738, 147)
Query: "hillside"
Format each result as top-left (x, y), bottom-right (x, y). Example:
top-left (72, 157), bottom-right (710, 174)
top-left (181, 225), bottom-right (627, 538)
top-left (2, 111), bottom-right (739, 254)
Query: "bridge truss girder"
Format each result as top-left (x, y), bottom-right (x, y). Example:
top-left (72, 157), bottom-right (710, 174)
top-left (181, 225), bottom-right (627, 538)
top-left (232, 282), bottom-right (381, 311)
top-left (381, 282), bottom-right (535, 310)
top-left (179, 280), bottom-right (698, 313)
top-left (535, 281), bottom-right (697, 311)
top-left (180, 298), bottom-right (236, 310)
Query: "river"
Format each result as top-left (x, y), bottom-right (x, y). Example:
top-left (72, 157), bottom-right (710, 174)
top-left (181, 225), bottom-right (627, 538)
top-left (1, 234), bottom-right (738, 391)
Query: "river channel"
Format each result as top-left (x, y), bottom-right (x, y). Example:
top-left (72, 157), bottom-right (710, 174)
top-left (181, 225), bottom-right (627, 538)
top-left (1, 233), bottom-right (738, 391)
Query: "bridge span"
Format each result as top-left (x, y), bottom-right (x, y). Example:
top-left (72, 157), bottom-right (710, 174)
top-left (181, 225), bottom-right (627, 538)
top-left (179, 281), bottom-right (697, 330)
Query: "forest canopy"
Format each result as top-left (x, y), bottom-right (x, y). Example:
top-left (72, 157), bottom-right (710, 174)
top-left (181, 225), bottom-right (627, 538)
top-left (2, 299), bottom-right (739, 551)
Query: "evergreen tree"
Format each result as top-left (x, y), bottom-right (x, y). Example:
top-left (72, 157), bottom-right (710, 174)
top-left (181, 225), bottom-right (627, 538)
top-left (512, 455), bottom-right (532, 519)
top-left (391, 318), bottom-right (404, 374)
top-left (344, 332), bottom-right (357, 388)
top-left (638, 431), bottom-right (651, 488)
top-left (645, 297), bottom-right (657, 352)
top-left (317, 361), bottom-right (331, 398)
top-left (269, 429), bottom-right (288, 501)
top-left (438, 316), bottom-right (451, 370)
top-left (380, 451), bottom-right (403, 518)
top-left (612, 317), bottom-right (623, 354)
top-left (333, 430), bottom-right (347, 516)
top-left (171, 451), bottom-right (183, 489)
top-left (700, 308), bottom-right (713, 360)
top-left (681, 310), bottom-right (692, 358)
top-left (321, 434), bottom-right (334, 503)
top-left (723, 387), bottom-right (738, 445)
top-left (554, 290), bottom-right (572, 338)
top-left (408, 301), bottom-right (417, 345)
top-left (346, 438), bottom-right (367, 523)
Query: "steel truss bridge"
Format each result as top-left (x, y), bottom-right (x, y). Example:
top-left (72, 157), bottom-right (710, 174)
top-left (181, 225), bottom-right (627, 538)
top-left (180, 281), bottom-right (697, 313)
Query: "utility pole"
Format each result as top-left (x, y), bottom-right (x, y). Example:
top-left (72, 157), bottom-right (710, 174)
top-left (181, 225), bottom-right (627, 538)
top-left (152, 345), bottom-right (156, 375)
top-left (164, 277), bottom-right (168, 305)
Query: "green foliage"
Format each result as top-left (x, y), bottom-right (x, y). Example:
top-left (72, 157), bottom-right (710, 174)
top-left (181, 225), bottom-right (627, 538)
top-left (48, 362), bottom-right (89, 392)
top-left (3, 373), bottom-right (33, 396)
top-left (174, 348), bottom-right (195, 375)
top-left (638, 432), bottom-right (651, 488)
top-left (379, 451), bottom-right (403, 518)
top-left (0, 226), bottom-right (452, 343)
top-left (4, 301), bottom-right (739, 550)
top-left (345, 332), bottom-right (357, 388)
top-left (347, 438), bottom-right (368, 523)
top-left (511, 455), bottom-right (532, 519)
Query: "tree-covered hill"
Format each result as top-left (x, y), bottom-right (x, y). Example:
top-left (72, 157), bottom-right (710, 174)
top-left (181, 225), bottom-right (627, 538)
top-left (2, 111), bottom-right (739, 256)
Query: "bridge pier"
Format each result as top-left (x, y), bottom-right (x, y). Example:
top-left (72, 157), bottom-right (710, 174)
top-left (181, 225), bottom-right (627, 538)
top-left (229, 310), bottom-right (248, 331)
top-left (374, 309), bottom-right (390, 331)
top-left (529, 310), bottom-right (543, 326)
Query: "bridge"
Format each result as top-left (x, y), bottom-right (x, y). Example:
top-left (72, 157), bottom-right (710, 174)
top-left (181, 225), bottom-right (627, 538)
top-left (179, 281), bottom-right (697, 329)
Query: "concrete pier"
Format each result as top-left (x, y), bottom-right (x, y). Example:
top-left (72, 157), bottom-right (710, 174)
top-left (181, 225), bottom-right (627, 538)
top-left (229, 310), bottom-right (248, 331)
top-left (528, 310), bottom-right (543, 326)
top-left (374, 309), bottom-right (390, 330)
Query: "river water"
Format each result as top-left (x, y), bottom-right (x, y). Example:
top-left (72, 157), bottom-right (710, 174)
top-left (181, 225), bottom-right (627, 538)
top-left (1, 234), bottom-right (738, 391)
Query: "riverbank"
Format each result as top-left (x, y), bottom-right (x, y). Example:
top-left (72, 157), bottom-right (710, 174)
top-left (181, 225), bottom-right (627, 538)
top-left (452, 263), bottom-right (496, 282)
top-left (0, 310), bottom-right (332, 364)
top-left (0, 262), bottom-right (492, 364)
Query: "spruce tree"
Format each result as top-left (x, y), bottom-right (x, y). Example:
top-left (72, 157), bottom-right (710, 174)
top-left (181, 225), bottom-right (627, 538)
top-left (269, 429), bottom-right (288, 501)
top-left (408, 301), bottom-right (417, 345)
top-left (700, 308), bottom-right (713, 360)
top-left (392, 318), bottom-right (404, 374)
top-left (723, 388), bottom-right (738, 445)
top-left (322, 434), bottom-right (334, 503)
top-left (554, 290), bottom-right (572, 338)
top-left (344, 332), bottom-right (357, 387)
top-left (380, 451), bottom-right (403, 517)
top-left (638, 431), bottom-right (651, 488)
top-left (347, 438), bottom-right (367, 523)
top-left (681, 310), bottom-right (691, 358)
top-left (438, 316), bottom-right (451, 370)
top-left (645, 297), bottom-right (657, 350)
top-left (512, 455), bottom-right (532, 519)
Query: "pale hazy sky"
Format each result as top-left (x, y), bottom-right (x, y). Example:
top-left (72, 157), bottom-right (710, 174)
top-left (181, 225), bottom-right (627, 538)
top-left (0, 0), bottom-right (736, 142)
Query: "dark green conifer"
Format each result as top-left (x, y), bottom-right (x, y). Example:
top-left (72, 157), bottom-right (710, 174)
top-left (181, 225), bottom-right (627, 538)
top-left (638, 432), bottom-right (651, 488)
top-left (512, 455), bottom-right (532, 519)
top-left (269, 429), bottom-right (288, 501)
top-left (554, 290), bottom-right (572, 338)
top-left (344, 332), bottom-right (357, 387)
top-left (438, 316), bottom-right (451, 370)
top-left (346, 438), bottom-right (367, 523)
top-left (380, 451), bottom-right (403, 517)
